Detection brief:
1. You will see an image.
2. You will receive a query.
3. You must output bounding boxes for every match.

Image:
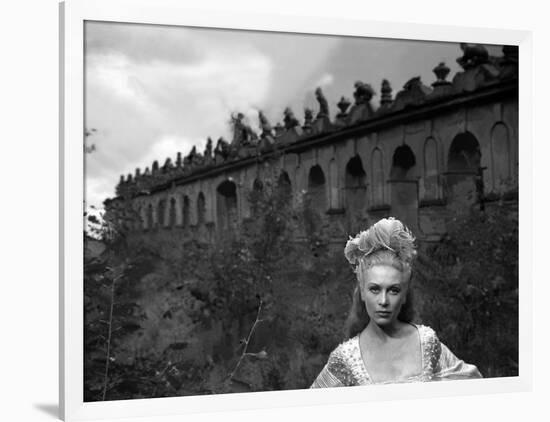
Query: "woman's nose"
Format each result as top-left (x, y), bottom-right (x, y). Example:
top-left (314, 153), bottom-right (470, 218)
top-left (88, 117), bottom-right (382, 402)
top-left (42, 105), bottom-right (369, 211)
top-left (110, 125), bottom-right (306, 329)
top-left (378, 292), bottom-right (389, 306)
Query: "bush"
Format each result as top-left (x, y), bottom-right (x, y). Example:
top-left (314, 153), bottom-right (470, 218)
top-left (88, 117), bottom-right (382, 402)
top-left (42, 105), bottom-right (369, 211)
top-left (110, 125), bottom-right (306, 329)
top-left (414, 203), bottom-right (518, 377)
top-left (85, 182), bottom-right (518, 400)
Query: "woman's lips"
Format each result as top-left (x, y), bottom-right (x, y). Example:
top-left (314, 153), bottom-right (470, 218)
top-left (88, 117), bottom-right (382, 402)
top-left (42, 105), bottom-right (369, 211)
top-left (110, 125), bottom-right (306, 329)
top-left (376, 311), bottom-right (391, 317)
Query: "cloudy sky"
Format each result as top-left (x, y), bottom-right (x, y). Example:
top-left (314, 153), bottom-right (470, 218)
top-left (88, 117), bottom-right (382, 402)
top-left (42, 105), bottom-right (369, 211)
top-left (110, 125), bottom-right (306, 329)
top-left (84, 21), bottom-right (501, 209)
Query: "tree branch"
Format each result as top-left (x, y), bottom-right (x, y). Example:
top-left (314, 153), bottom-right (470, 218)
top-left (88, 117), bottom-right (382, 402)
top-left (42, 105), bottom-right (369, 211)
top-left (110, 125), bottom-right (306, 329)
top-left (227, 300), bottom-right (264, 381)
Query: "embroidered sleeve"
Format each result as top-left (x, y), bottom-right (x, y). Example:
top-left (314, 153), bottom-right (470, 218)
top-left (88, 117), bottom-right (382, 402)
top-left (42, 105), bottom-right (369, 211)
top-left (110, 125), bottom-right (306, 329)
top-left (433, 342), bottom-right (483, 380)
top-left (310, 341), bottom-right (357, 388)
top-left (418, 325), bottom-right (442, 376)
top-left (310, 362), bottom-right (346, 388)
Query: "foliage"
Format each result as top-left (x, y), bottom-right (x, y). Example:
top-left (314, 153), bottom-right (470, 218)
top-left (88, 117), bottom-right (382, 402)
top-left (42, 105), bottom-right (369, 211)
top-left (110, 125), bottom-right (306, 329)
top-left (83, 239), bottom-right (158, 400)
top-left (210, 177), bottom-right (297, 317)
top-left (84, 176), bottom-right (519, 400)
top-left (84, 196), bottom-right (202, 400)
top-left (83, 172), bottom-right (337, 399)
top-left (414, 202), bottom-right (519, 377)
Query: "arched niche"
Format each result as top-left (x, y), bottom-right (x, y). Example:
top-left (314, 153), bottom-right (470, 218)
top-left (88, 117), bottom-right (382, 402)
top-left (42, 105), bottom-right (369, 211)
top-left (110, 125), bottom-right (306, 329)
top-left (345, 154), bottom-right (367, 213)
top-left (140, 207), bottom-right (147, 231)
top-left (157, 199), bottom-right (167, 228)
top-left (329, 159), bottom-right (339, 209)
top-left (390, 145), bottom-right (416, 180)
top-left (447, 132), bottom-right (481, 174)
top-left (423, 137), bottom-right (439, 200)
top-left (169, 197), bottom-right (177, 227)
top-left (307, 164), bottom-right (327, 211)
top-left (249, 178), bottom-right (265, 217)
top-left (181, 195), bottom-right (190, 228)
top-left (132, 206), bottom-right (141, 231)
top-left (197, 192), bottom-right (206, 225)
top-left (371, 148), bottom-right (385, 206)
top-left (216, 180), bottom-right (238, 232)
top-left (491, 122), bottom-right (511, 193)
top-left (147, 203), bottom-right (154, 230)
top-left (389, 145), bottom-right (418, 229)
top-left (277, 171), bottom-right (292, 202)
top-left (445, 131), bottom-right (482, 203)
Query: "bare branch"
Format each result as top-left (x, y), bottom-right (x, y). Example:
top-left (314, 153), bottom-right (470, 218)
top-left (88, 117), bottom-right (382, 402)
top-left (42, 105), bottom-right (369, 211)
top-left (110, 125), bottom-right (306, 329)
top-left (227, 300), bottom-right (264, 381)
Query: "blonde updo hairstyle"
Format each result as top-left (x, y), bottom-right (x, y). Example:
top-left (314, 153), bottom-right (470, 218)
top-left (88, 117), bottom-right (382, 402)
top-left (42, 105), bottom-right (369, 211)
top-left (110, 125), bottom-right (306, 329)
top-left (343, 217), bottom-right (417, 338)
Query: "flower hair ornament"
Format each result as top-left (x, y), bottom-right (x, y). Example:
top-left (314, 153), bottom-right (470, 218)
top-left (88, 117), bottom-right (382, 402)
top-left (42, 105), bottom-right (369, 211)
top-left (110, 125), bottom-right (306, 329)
top-left (344, 217), bottom-right (417, 272)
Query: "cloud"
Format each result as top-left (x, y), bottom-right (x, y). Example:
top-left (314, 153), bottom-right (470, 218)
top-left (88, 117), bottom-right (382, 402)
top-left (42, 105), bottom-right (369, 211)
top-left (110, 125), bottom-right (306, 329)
top-left (84, 25), bottom-right (277, 208)
top-left (85, 21), bottom-right (203, 65)
top-left (147, 135), bottom-right (202, 169)
top-left (315, 73), bottom-right (335, 88)
top-left (84, 173), bottom-right (118, 209)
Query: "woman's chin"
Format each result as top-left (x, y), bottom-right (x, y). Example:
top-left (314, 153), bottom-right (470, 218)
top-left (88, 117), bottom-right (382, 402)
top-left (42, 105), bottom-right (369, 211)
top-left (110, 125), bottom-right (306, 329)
top-left (371, 316), bottom-right (395, 327)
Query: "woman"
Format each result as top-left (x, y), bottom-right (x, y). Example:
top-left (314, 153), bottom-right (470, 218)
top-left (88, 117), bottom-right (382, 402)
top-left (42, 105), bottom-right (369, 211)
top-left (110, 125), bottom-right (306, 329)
top-left (311, 217), bottom-right (481, 388)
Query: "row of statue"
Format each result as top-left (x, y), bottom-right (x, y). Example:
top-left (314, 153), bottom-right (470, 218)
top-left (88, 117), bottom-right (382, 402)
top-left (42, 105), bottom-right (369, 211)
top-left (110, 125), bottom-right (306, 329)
top-left (116, 44), bottom-right (517, 198)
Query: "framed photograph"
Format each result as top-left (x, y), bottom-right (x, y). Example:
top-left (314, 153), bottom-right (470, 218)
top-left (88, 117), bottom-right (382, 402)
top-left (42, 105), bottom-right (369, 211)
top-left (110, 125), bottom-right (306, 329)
top-left (61, 0), bottom-right (533, 420)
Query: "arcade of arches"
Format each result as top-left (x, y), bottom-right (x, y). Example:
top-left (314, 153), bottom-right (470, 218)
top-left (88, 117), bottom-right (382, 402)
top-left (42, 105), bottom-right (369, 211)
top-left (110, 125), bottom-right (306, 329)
top-left (131, 104), bottom-right (517, 242)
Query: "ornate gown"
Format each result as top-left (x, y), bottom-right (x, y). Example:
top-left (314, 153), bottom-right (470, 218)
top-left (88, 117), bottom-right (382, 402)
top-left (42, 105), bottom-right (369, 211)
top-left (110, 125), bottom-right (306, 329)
top-left (311, 325), bottom-right (482, 388)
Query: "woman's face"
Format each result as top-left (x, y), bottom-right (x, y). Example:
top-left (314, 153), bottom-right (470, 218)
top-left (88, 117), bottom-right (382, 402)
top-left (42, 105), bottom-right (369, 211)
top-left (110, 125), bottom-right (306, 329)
top-left (358, 264), bottom-right (408, 329)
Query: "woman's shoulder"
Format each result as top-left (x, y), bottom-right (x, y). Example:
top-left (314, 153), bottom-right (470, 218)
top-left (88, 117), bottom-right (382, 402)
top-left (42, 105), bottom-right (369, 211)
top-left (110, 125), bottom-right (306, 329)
top-left (328, 336), bottom-right (360, 363)
top-left (414, 324), bottom-right (443, 372)
top-left (415, 324), bottom-right (442, 350)
top-left (415, 324), bottom-right (439, 341)
top-left (311, 337), bottom-right (364, 388)
top-left (325, 336), bottom-right (366, 386)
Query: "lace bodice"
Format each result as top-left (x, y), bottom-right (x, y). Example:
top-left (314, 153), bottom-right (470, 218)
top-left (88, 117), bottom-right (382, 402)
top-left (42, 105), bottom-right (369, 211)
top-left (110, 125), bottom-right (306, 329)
top-left (311, 325), bottom-right (481, 388)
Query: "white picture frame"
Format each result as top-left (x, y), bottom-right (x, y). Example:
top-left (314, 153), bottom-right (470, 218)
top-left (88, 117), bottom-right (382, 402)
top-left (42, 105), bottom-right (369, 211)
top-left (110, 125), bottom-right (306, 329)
top-left (60, 0), bottom-right (533, 420)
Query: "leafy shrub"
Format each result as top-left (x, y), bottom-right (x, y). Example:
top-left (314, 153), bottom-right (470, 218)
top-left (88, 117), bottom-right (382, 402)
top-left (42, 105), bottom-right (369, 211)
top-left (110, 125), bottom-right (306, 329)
top-left (414, 202), bottom-right (518, 377)
top-left (85, 179), bottom-right (519, 400)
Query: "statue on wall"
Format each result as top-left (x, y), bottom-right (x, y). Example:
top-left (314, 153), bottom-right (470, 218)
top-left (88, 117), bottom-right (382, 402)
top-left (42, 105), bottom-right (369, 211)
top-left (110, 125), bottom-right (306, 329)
top-left (380, 79), bottom-right (393, 107)
top-left (283, 107), bottom-right (300, 130)
top-left (214, 137), bottom-right (230, 162)
top-left (304, 108), bottom-right (314, 129)
top-left (274, 122), bottom-right (285, 137)
top-left (162, 157), bottom-right (173, 173)
top-left (457, 43), bottom-right (489, 70)
top-left (391, 76), bottom-right (432, 110)
top-left (258, 110), bottom-right (273, 138)
top-left (152, 160), bottom-right (159, 174)
top-left (190, 146), bottom-right (205, 167)
top-left (183, 148), bottom-right (193, 168)
top-left (336, 96), bottom-right (351, 118)
top-left (315, 87), bottom-right (329, 119)
top-left (204, 137), bottom-right (214, 165)
top-left (353, 81), bottom-right (375, 105)
top-left (231, 112), bottom-right (258, 147)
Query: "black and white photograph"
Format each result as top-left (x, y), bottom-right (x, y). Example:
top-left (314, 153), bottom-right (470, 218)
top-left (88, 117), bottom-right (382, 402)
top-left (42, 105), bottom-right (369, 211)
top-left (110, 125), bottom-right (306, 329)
top-left (82, 19), bottom-right (519, 402)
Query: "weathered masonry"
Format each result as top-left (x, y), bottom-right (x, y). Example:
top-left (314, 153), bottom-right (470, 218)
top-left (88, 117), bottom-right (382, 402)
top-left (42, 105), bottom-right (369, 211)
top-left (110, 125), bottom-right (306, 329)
top-left (107, 44), bottom-right (518, 242)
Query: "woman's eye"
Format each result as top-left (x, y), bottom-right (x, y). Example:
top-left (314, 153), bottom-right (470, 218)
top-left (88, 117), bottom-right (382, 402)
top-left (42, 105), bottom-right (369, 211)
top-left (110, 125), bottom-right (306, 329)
top-left (369, 287), bottom-right (379, 293)
top-left (389, 288), bottom-right (401, 295)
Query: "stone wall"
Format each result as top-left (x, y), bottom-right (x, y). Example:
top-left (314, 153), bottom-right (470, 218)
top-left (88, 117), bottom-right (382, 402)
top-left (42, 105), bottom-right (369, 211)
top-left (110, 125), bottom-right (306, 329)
top-left (106, 44), bottom-right (518, 242)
